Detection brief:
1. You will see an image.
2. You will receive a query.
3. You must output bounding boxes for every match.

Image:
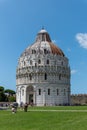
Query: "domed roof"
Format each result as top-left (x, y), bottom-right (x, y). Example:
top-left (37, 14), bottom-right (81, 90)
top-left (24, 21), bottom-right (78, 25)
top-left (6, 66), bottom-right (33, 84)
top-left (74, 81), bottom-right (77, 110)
top-left (21, 29), bottom-right (65, 57)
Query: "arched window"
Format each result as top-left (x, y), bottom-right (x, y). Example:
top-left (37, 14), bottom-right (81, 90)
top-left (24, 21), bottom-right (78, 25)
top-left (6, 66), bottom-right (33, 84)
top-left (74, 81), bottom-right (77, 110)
top-left (38, 59), bottom-right (41, 64)
top-left (29, 74), bottom-right (32, 80)
top-left (44, 49), bottom-right (47, 54)
top-left (30, 60), bottom-right (32, 65)
top-left (34, 50), bottom-right (36, 54)
top-left (35, 63), bottom-right (37, 67)
top-left (59, 74), bottom-right (61, 80)
top-left (38, 89), bottom-right (41, 95)
top-left (44, 73), bottom-right (47, 80)
top-left (48, 89), bottom-right (50, 95)
top-left (57, 89), bottom-right (59, 95)
top-left (47, 59), bottom-right (49, 64)
top-left (32, 50), bottom-right (36, 54)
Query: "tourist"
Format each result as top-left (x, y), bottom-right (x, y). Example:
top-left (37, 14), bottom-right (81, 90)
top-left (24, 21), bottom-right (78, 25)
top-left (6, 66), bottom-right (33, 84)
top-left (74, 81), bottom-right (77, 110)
top-left (24, 103), bottom-right (28, 112)
top-left (11, 105), bottom-right (16, 114)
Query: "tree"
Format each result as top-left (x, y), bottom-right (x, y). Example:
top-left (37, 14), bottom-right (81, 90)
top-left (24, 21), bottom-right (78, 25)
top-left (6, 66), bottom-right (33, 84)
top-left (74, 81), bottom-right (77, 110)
top-left (4, 89), bottom-right (16, 96)
top-left (8, 96), bottom-right (16, 102)
top-left (0, 87), bottom-right (16, 102)
top-left (0, 86), bottom-right (7, 101)
top-left (0, 86), bottom-right (4, 92)
top-left (0, 93), bottom-right (7, 101)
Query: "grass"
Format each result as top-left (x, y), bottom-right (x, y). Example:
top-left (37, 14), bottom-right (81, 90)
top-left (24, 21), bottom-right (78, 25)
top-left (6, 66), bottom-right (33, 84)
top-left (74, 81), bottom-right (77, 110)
top-left (0, 106), bottom-right (87, 130)
top-left (28, 105), bottom-right (87, 110)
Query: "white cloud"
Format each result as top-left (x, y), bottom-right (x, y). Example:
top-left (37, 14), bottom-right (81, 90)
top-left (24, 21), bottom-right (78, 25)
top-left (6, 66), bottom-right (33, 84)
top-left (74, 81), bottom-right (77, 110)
top-left (76, 33), bottom-right (87, 49)
top-left (71, 69), bottom-right (77, 74)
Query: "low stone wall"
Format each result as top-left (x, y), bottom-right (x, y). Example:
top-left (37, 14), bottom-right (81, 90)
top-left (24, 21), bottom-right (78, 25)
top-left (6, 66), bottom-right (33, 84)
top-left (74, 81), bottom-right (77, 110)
top-left (71, 94), bottom-right (87, 105)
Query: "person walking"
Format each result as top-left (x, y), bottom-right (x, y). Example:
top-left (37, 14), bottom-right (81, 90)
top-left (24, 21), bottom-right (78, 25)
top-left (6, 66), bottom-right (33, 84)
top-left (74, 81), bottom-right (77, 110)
top-left (24, 103), bottom-right (28, 112)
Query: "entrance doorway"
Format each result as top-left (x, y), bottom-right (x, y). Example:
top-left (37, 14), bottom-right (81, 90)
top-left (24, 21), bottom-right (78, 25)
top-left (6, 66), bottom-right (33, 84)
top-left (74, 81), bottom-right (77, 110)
top-left (26, 85), bottom-right (35, 106)
top-left (29, 94), bottom-right (33, 105)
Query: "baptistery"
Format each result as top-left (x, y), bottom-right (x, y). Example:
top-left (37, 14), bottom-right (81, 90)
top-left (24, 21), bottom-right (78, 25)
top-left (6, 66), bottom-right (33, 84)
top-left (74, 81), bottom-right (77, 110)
top-left (16, 28), bottom-right (70, 106)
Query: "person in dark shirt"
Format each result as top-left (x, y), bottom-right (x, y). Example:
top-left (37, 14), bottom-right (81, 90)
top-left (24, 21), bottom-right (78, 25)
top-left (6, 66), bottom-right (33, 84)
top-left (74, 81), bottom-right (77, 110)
top-left (24, 103), bottom-right (28, 112)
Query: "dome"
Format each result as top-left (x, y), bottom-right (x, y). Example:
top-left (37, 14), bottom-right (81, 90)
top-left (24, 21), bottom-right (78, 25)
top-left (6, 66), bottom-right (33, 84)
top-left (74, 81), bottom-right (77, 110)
top-left (21, 29), bottom-right (65, 57)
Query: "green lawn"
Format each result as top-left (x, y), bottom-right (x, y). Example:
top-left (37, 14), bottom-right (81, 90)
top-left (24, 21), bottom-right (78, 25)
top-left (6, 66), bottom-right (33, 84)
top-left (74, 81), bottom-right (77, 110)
top-left (0, 106), bottom-right (87, 130)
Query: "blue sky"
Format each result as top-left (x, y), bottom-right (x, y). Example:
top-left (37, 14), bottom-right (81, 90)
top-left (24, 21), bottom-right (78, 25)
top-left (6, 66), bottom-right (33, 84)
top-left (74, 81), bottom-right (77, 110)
top-left (0, 0), bottom-right (87, 94)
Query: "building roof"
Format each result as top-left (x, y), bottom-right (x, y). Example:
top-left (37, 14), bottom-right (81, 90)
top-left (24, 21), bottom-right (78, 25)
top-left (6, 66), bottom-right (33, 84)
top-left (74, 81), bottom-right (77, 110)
top-left (21, 29), bottom-right (65, 57)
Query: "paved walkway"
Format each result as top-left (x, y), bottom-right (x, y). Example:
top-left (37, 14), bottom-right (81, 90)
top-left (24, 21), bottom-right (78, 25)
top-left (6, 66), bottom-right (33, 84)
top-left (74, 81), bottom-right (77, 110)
top-left (0, 107), bottom-right (9, 110)
top-left (1, 107), bottom-right (87, 112)
top-left (28, 109), bottom-right (87, 112)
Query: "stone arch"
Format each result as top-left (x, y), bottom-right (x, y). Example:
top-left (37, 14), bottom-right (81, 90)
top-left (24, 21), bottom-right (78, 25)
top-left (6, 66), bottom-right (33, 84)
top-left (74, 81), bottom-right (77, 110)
top-left (26, 85), bottom-right (36, 105)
